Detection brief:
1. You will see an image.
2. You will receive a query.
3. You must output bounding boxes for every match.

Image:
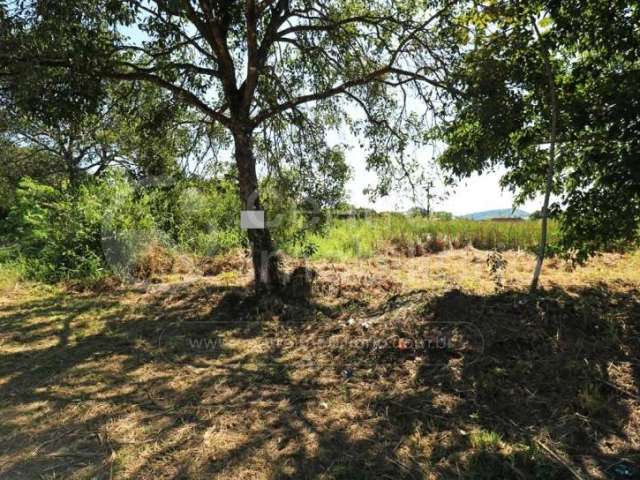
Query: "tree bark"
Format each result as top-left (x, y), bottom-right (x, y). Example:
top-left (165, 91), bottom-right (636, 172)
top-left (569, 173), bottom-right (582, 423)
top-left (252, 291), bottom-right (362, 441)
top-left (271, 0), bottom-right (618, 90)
top-left (530, 18), bottom-right (558, 294)
top-left (232, 127), bottom-right (282, 291)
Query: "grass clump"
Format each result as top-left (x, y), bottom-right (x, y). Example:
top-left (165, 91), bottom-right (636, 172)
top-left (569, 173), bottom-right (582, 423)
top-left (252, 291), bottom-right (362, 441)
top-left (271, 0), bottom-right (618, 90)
top-left (0, 260), bottom-right (26, 293)
top-left (469, 430), bottom-right (503, 450)
top-left (577, 383), bottom-right (607, 415)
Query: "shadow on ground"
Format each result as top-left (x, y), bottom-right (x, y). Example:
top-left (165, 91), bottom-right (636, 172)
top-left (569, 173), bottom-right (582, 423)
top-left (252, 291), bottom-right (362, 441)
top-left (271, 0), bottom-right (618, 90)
top-left (0, 279), bottom-right (639, 479)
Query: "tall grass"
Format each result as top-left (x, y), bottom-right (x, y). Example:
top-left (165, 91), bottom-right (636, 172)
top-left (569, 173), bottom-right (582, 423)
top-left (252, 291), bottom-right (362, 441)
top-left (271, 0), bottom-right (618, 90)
top-left (0, 245), bottom-right (26, 292)
top-left (0, 262), bottom-right (25, 292)
top-left (305, 215), bottom-right (559, 260)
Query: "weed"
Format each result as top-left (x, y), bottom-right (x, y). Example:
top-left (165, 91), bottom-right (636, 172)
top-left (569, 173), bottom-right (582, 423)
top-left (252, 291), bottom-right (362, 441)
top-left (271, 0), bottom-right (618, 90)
top-left (0, 261), bottom-right (25, 293)
top-left (469, 430), bottom-right (503, 450)
top-left (486, 251), bottom-right (508, 290)
top-left (577, 383), bottom-right (607, 415)
top-left (218, 270), bottom-right (239, 286)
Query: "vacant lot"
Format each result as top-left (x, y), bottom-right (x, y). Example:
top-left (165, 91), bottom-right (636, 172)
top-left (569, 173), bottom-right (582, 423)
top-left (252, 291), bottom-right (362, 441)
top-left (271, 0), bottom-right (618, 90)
top-left (304, 217), bottom-right (559, 260)
top-left (1, 250), bottom-right (639, 479)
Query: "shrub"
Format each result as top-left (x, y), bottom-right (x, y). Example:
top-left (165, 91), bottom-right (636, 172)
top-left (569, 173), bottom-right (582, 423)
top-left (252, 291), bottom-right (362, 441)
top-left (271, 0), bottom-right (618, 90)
top-left (7, 173), bottom-right (161, 281)
top-left (165, 179), bottom-right (245, 256)
top-left (3, 172), bottom-right (255, 282)
top-left (7, 178), bottom-right (105, 281)
top-left (95, 172), bottom-right (162, 278)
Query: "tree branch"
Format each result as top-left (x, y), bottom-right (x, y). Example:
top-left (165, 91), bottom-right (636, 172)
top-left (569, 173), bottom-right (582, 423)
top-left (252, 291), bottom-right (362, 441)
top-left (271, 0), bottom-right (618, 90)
top-left (107, 70), bottom-right (231, 127)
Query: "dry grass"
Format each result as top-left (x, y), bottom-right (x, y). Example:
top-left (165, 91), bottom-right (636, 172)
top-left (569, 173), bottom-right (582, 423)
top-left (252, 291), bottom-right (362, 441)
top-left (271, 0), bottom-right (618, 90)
top-left (1, 251), bottom-right (639, 479)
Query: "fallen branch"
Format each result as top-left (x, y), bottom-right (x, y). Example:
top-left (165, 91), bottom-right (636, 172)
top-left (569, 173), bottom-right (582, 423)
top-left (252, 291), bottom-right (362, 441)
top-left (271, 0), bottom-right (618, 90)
top-left (598, 378), bottom-right (640, 402)
top-left (534, 439), bottom-right (587, 480)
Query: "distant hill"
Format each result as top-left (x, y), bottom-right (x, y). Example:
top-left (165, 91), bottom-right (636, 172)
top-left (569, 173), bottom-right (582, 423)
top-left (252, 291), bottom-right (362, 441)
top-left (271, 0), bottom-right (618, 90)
top-left (461, 208), bottom-right (530, 220)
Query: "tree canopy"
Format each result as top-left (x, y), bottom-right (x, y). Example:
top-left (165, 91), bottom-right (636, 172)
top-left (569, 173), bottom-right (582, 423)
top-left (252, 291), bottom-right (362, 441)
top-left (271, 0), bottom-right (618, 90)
top-left (0, 82), bottom-right (208, 184)
top-left (432, 0), bottom-right (640, 261)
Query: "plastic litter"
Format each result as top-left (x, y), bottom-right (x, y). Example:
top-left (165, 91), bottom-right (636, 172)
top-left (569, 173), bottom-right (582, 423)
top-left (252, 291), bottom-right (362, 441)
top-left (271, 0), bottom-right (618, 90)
top-left (609, 462), bottom-right (635, 479)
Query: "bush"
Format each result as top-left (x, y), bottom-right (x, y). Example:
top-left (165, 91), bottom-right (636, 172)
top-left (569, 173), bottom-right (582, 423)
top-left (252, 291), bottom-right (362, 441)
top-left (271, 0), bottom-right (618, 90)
top-left (2, 172), bottom-right (251, 282)
top-left (6, 173), bottom-right (161, 281)
top-left (7, 178), bottom-right (105, 281)
top-left (165, 179), bottom-right (245, 256)
top-left (95, 173), bottom-right (163, 278)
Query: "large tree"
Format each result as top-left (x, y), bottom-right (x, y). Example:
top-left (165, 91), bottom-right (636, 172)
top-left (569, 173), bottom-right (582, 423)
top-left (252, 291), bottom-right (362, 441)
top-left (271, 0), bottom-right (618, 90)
top-left (1, 0), bottom-right (458, 290)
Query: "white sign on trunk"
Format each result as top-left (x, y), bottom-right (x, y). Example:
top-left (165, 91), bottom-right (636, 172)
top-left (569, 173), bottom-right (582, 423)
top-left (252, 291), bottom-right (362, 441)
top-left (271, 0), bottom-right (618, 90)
top-left (241, 210), bottom-right (265, 229)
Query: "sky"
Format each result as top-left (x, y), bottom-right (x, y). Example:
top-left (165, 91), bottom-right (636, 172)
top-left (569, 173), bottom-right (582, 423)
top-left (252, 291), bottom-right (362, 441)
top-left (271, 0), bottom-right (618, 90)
top-left (345, 156), bottom-right (545, 217)
top-left (331, 128), bottom-right (546, 217)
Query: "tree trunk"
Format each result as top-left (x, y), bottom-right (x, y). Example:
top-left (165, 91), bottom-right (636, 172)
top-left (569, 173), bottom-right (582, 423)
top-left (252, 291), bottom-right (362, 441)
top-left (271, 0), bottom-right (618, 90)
top-left (232, 127), bottom-right (282, 292)
top-left (530, 18), bottom-right (558, 294)
top-left (530, 143), bottom-right (555, 293)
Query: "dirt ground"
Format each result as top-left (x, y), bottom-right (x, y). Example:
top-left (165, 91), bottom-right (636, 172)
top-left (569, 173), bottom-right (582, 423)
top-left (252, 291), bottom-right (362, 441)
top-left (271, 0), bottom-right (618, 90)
top-left (1, 250), bottom-right (639, 479)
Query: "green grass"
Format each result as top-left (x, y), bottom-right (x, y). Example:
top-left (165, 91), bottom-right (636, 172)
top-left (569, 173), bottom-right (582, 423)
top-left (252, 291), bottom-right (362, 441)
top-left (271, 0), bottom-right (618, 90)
top-left (0, 262), bottom-right (25, 293)
top-left (469, 430), bottom-right (503, 450)
top-left (304, 215), bottom-right (558, 260)
top-left (0, 244), bottom-right (27, 293)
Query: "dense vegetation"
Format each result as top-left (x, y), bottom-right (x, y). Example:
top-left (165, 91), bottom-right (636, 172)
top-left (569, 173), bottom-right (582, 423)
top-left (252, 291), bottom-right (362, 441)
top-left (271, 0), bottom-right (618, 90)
top-left (0, 173), bottom-right (237, 281)
top-left (0, 170), bottom-right (559, 282)
top-left (0, 169), bottom-right (347, 282)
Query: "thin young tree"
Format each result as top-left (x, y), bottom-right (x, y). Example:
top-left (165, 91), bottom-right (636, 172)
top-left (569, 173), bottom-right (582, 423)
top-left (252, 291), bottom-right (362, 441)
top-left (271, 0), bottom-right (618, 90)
top-left (1, 0), bottom-right (459, 290)
top-left (529, 15), bottom-right (558, 293)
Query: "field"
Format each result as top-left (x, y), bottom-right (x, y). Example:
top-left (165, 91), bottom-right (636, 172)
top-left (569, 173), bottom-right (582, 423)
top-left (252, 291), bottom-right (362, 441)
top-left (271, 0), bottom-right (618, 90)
top-left (1, 248), bottom-right (639, 479)
top-left (305, 216), bottom-right (558, 260)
